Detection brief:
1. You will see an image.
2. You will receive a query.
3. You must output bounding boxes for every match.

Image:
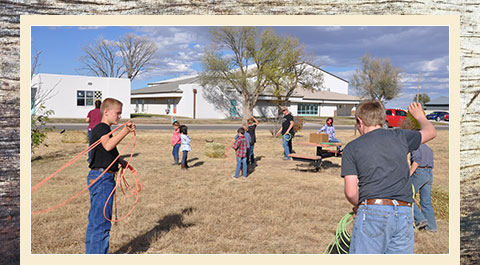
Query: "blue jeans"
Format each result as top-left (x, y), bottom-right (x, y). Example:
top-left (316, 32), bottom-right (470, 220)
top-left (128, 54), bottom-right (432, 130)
top-left (329, 137), bottom-right (341, 143)
top-left (181, 151), bottom-right (188, 166)
top-left (350, 202), bottom-right (414, 254)
top-left (234, 156), bottom-right (247, 178)
top-left (87, 130), bottom-right (92, 163)
top-left (172, 144), bottom-right (180, 163)
top-left (282, 136), bottom-right (290, 159)
top-left (412, 168), bottom-right (437, 231)
top-left (249, 145), bottom-right (255, 164)
top-left (85, 169), bottom-right (116, 254)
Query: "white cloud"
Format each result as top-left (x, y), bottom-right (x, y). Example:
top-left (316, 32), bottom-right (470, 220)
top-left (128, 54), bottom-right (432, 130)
top-left (419, 56), bottom-right (448, 72)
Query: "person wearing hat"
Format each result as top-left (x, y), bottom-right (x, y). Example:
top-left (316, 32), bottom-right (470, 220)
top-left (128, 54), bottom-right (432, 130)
top-left (276, 106), bottom-right (294, 160)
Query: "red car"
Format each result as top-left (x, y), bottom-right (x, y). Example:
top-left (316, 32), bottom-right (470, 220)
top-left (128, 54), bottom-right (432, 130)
top-left (385, 108), bottom-right (407, 128)
top-left (444, 113), bottom-right (449, 121)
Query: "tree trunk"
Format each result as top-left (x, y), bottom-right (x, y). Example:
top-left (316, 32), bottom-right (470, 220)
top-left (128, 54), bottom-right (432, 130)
top-left (242, 97), bottom-right (253, 127)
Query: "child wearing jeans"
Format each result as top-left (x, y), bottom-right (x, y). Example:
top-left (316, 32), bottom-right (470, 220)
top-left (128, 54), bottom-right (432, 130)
top-left (179, 125), bottom-right (191, 170)
top-left (232, 127), bottom-right (248, 179)
top-left (86, 97), bottom-right (135, 254)
top-left (171, 121), bottom-right (181, 165)
top-left (317, 117), bottom-right (341, 143)
top-left (246, 116), bottom-right (259, 165)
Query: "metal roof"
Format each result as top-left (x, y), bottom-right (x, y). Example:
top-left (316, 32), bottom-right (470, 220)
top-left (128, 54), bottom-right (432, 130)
top-left (131, 76), bottom-right (199, 95)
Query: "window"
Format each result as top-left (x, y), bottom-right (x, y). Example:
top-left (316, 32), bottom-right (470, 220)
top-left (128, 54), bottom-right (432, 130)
top-left (77, 90), bottom-right (102, 106)
top-left (395, 110), bottom-right (407, 116)
top-left (386, 110), bottom-right (392, 115)
top-left (298, 103), bottom-right (318, 116)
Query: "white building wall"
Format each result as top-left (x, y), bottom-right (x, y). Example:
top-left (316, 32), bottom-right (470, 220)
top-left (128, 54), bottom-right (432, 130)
top-left (319, 105), bottom-right (337, 117)
top-left (32, 74), bottom-right (131, 119)
top-left (321, 71), bottom-right (349, 95)
top-left (177, 84), bottom-right (226, 119)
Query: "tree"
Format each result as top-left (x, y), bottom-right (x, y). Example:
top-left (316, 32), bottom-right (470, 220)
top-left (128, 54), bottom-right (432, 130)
top-left (415, 93), bottom-right (430, 106)
top-left (80, 33), bottom-right (158, 81)
top-left (117, 33), bottom-right (158, 81)
top-left (351, 54), bottom-right (402, 103)
top-left (31, 48), bottom-right (55, 153)
top-left (200, 27), bottom-right (321, 124)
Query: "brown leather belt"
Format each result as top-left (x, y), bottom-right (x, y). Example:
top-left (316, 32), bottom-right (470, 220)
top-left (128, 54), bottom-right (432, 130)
top-left (92, 168), bottom-right (116, 174)
top-left (360, 198), bottom-right (412, 207)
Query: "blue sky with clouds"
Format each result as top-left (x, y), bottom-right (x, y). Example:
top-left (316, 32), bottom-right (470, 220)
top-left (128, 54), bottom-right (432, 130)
top-left (32, 26), bottom-right (449, 109)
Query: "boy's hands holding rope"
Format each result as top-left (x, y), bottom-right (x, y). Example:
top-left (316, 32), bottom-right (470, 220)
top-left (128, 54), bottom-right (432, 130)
top-left (125, 120), bottom-right (136, 132)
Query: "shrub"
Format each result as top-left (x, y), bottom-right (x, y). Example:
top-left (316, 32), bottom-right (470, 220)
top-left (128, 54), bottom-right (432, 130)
top-left (31, 105), bottom-right (54, 153)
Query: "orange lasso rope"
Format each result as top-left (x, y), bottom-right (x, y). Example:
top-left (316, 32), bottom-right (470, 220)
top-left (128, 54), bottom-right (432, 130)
top-left (31, 122), bottom-right (140, 223)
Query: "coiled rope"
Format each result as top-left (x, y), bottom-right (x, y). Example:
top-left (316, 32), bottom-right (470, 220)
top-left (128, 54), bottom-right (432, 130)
top-left (324, 212), bottom-right (354, 254)
top-left (31, 122), bottom-right (140, 223)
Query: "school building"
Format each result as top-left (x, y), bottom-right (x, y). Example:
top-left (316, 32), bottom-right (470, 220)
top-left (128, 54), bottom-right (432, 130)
top-left (131, 67), bottom-right (361, 119)
top-left (31, 73), bottom-right (131, 118)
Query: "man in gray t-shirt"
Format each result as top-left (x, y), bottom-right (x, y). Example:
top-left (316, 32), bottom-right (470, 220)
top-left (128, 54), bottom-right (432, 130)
top-left (342, 100), bottom-right (436, 254)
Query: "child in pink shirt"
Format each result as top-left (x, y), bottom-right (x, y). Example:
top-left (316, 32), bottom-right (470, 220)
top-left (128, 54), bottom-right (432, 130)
top-left (171, 121), bottom-right (181, 165)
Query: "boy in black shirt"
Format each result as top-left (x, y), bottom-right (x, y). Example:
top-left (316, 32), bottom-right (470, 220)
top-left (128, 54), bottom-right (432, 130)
top-left (86, 98), bottom-right (135, 254)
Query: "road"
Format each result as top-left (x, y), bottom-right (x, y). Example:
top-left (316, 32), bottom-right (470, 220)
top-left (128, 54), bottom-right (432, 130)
top-left (45, 122), bottom-right (449, 131)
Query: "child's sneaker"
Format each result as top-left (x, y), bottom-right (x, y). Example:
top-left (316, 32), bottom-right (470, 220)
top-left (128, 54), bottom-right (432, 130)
top-left (232, 176), bottom-right (239, 179)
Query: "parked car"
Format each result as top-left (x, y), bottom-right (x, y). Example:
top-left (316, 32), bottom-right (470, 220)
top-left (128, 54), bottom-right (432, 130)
top-left (444, 113), bottom-right (449, 121)
top-left (385, 108), bottom-right (407, 128)
top-left (426, 111), bottom-right (449, 121)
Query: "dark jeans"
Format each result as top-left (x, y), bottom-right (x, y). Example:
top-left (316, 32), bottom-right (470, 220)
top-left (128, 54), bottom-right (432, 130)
top-left (85, 169), bottom-right (115, 254)
top-left (249, 145), bottom-right (255, 164)
top-left (181, 151), bottom-right (188, 166)
top-left (87, 130), bottom-right (92, 163)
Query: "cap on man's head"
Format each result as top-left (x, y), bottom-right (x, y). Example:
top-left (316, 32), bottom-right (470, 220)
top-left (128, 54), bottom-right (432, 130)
top-left (282, 106), bottom-right (289, 111)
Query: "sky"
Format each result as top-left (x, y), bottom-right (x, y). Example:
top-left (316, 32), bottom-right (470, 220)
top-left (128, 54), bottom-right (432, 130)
top-left (31, 26), bottom-right (449, 109)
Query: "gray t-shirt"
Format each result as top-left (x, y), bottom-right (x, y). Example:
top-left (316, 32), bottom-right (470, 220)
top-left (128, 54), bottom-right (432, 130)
top-left (411, 144), bottom-right (434, 168)
top-left (341, 128), bottom-right (421, 203)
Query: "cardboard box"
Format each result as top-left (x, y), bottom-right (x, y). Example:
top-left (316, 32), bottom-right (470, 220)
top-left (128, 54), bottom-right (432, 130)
top-left (309, 133), bottom-right (329, 143)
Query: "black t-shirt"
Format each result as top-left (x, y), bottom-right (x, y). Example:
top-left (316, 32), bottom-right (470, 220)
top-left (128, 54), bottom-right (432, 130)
top-left (89, 123), bottom-right (120, 172)
top-left (281, 113), bottom-right (294, 135)
top-left (247, 124), bottom-right (257, 145)
top-left (341, 128), bottom-right (421, 203)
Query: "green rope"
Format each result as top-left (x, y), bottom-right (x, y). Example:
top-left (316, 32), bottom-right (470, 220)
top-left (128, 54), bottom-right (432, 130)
top-left (324, 212), bottom-right (354, 254)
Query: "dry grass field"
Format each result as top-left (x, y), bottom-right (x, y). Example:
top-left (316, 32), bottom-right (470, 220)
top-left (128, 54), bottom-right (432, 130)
top-left (31, 128), bottom-right (449, 254)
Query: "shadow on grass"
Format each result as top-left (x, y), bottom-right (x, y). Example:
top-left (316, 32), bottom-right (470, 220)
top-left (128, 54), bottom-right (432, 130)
top-left (114, 207), bottom-right (195, 254)
top-left (120, 153), bottom-right (140, 159)
top-left (291, 159), bottom-right (341, 173)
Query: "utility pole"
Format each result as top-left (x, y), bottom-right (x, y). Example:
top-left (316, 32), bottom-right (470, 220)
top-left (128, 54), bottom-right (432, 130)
top-left (417, 72), bottom-right (420, 103)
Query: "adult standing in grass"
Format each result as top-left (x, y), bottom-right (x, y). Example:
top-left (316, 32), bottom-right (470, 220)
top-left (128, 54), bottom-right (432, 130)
top-left (86, 100), bottom-right (102, 163)
top-left (410, 142), bottom-right (437, 232)
top-left (342, 100), bottom-right (436, 254)
top-left (276, 106), bottom-right (294, 160)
